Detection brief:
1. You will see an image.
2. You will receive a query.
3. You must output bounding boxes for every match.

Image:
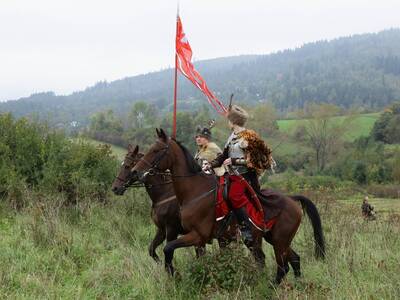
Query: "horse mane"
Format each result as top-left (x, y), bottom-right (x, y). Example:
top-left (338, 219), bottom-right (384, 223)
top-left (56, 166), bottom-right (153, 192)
top-left (173, 139), bottom-right (202, 174)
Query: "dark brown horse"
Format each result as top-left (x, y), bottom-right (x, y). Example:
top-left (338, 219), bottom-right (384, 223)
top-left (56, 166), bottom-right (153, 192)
top-left (111, 144), bottom-right (184, 262)
top-left (131, 129), bottom-right (325, 284)
top-left (111, 144), bottom-right (228, 260)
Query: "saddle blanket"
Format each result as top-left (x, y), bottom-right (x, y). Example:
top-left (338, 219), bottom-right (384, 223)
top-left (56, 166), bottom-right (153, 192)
top-left (215, 177), bottom-right (276, 231)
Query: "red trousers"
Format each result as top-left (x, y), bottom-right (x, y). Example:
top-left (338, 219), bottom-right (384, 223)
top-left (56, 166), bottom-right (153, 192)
top-left (228, 175), bottom-right (251, 209)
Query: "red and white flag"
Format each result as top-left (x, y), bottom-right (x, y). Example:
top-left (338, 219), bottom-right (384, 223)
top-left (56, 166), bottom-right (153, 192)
top-left (175, 16), bottom-right (227, 114)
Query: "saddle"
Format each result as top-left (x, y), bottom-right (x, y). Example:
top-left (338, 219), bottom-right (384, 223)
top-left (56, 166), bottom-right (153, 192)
top-left (257, 189), bottom-right (287, 221)
top-left (216, 176), bottom-right (283, 231)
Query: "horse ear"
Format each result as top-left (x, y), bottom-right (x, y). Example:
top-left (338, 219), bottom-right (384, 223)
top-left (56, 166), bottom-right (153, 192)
top-left (156, 128), bottom-right (161, 137)
top-left (128, 144), bottom-right (134, 152)
top-left (133, 145), bottom-right (139, 155)
top-left (159, 128), bottom-right (168, 141)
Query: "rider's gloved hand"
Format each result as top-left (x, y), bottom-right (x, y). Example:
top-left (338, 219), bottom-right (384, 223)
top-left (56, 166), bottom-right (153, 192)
top-left (202, 161), bottom-right (212, 174)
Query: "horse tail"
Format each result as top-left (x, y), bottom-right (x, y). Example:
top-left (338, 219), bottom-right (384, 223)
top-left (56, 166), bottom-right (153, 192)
top-left (291, 195), bottom-right (325, 259)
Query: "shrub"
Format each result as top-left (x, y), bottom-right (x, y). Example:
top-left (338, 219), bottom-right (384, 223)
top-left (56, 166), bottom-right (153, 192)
top-left (353, 161), bottom-right (367, 185)
top-left (184, 244), bottom-right (258, 293)
top-left (371, 102), bottom-right (400, 144)
top-left (0, 113), bottom-right (118, 206)
top-left (41, 141), bottom-right (117, 203)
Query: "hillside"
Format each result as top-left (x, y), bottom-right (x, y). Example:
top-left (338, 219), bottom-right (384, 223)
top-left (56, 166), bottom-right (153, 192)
top-left (277, 113), bottom-right (380, 141)
top-left (1, 29), bottom-right (400, 127)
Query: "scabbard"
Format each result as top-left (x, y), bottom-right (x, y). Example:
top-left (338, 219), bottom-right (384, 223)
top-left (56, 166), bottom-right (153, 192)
top-left (238, 176), bottom-right (264, 212)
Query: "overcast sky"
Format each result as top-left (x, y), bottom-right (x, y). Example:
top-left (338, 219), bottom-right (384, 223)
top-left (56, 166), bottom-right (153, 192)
top-left (1, 0), bottom-right (399, 101)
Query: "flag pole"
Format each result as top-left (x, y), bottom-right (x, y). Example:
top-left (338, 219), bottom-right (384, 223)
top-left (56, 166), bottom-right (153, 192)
top-left (172, 4), bottom-right (179, 139)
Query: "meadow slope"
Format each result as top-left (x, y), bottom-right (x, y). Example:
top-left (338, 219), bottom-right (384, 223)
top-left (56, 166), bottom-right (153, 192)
top-left (0, 190), bottom-right (399, 299)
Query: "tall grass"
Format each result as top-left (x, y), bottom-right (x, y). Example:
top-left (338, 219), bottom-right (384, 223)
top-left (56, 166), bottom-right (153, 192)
top-left (0, 190), bottom-right (399, 299)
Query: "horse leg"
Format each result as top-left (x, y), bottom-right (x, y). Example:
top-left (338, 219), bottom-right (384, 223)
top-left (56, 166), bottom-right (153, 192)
top-left (288, 248), bottom-right (301, 277)
top-left (249, 231), bottom-right (265, 269)
top-left (217, 224), bottom-right (237, 249)
top-left (264, 232), bottom-right (292, 282)
top-left (163, 231), bottom-right (202, 275)
top-left (274, 245), bottom-right (290, 284)
top-left (162, 225), bottom-right (180, 268)
top-left (269, 198), bottom-right (302, 284)
top-left (195, 245), bottom-right (206, 258)
top-left (149, 226), bottom-right (166, 262)
top-left (266, 231), bottom-right (301, 278)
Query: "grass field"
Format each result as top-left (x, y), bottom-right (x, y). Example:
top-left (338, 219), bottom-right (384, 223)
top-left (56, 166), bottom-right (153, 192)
top-left (277, 113), bottom-right (380, 141)
top-left (0, 189), bottom-right (399, 299)
top-left (339, 197), bottom-right (400, 216)
top-left (72, 137), bottom-right (127, 160)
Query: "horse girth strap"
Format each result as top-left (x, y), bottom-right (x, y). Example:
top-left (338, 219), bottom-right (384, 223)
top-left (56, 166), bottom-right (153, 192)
top-left (188, 187), bottom-right (217, 204)
top-left (154, 195), bottom-right (177, 207)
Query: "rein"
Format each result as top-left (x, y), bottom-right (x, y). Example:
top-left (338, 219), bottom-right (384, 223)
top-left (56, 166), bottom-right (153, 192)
top-left (116, 139), bottom-right (219, 209)
top-left (135, 139), bottom-right (206, 179)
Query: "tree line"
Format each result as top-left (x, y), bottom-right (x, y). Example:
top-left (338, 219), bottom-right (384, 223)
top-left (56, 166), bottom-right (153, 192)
top-left (84, 100), bottom-right (400, 186)
top-left (1, 29), bottom-right (400, 127)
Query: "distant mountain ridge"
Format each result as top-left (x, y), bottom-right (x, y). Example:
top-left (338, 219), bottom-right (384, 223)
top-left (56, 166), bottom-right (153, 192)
top-left (1, 29), bottom-right (400, 126)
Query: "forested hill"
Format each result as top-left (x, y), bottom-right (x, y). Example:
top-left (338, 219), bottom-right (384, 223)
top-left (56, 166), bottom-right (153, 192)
top-left (1, 29), bottom-right (400, 126)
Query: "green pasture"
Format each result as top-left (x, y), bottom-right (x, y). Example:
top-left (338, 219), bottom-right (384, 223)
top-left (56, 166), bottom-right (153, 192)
top-left (0, 190), bottom-right (399, 299)
top-left (73, 137), bottom-right (127, 160)
top-left (277, 113), bottom-right (380, 141)
top-left (339, 196), bottom-right (400, 215)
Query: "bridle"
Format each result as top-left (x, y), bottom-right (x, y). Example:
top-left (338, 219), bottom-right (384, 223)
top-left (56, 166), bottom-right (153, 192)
top-left (133, 139), bottom-right (202, 180)
top-left (115, 138), bottom-right (220, 212)
top-left (134, 140), bottom-right (170, 179)
top-left (113, 143), bottom-right (172, 191)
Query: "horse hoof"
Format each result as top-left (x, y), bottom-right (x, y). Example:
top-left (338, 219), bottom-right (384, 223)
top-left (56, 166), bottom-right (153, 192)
top-left (151, 255), bottom-right (161, 263)
top-left (165, 264), bottom-right (175, 276)
top-left (173, 270), bottom-right (182, 281)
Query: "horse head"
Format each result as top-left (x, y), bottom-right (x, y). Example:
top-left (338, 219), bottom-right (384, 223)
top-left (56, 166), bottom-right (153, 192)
top-left (111, 144), bottom-right (144, 195)
top-left (131, 129), bottom-right (175, 181)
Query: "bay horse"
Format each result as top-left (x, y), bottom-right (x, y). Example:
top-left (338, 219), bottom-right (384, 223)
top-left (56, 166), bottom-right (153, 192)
top-left (111, 144), bottom-right (229, 261)
top-left (131, 129), bottom-right (325, 284)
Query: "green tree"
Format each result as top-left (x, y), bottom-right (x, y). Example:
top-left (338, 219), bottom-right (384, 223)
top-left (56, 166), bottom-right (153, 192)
top-left (247, 103), bottom-right (279, 138)
top-left (160, 112), bottom-right (196, 152)
top-left (128, 101), bottom-right (158, 129)
top-left (301, 103), bottom-right (353, 172)
top-left (371, 102), bottom-right (400, 144)
top-left (89, 109), bottom-right (123, 133)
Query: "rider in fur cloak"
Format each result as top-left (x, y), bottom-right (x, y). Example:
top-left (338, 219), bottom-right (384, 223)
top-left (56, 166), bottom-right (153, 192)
top-left (210, 103), bottom-right (273, 244)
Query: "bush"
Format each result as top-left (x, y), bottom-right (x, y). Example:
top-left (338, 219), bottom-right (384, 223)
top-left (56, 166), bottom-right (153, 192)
top-left (353, 161), bottom-right (367, 185)
top-left (41, 141), bottom-right (117, 203)
top-left (0, 113), bottom-right (118, 206)
top-left (371, 102), bottom-right (400, 144)
top-left (184, 243), bottom-right (258, 293)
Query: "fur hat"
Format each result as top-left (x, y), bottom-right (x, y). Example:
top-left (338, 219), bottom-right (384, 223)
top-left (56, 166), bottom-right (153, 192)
top-left (227, 105), bottom-right (249, 126)
top-left (195, 120), bottom-right (215, 140)
top-left (195, 126), bottom-right (212, 139)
